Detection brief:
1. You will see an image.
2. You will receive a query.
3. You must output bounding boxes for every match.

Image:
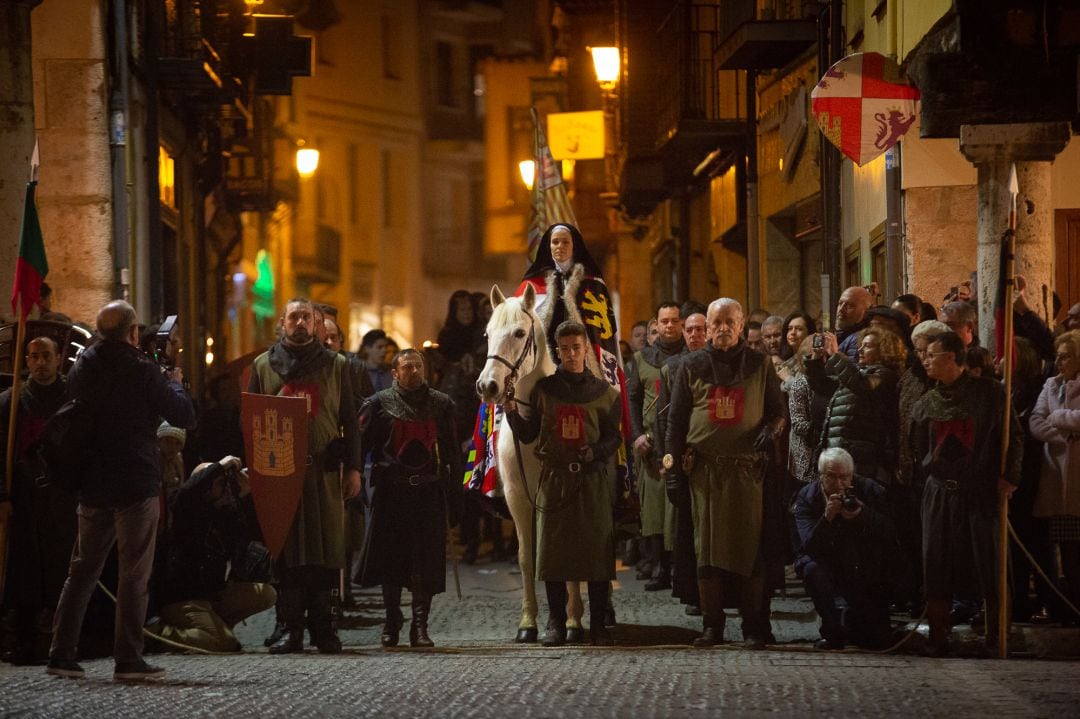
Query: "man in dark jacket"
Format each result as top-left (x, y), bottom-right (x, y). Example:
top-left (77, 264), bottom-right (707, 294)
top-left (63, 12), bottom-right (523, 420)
top-left (356, 349), bottom-right (463, 648)
top-left (0, 336), bottom-right (74, 664)
top-left (793, 447), bottom-right (897, 650)
top-left (152, 456), bottom-right (275, 652)
top-left (47, 300), bottom-right (196, 681)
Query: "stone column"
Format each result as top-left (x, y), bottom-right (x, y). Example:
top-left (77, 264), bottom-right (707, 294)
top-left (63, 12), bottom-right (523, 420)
top-left (0, 0), bottom-right (41, 320)
top-left (959, 122), bottom-right (1070, 355)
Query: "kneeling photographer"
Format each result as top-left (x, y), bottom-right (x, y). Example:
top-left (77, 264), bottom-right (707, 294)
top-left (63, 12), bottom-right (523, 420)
top-left (792, 447), bottom-right (898, 650)
top-left (150, 456), bottom-right (275, 653)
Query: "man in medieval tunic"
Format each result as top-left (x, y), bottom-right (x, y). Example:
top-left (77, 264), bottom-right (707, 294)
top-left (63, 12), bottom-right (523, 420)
top-left (627, 301), bottom-right (685, 590)
top-left (356, 349), bottom-right (463, 648)
top-left (664, 298), bottom-right (785, 648)
top-left (655, 305), bottom-right (708, 612)
top-left (909, 331), bottom-right (1021, 655)
top-left (248, 297), bottom-right (362, 654)
top-left (505, 321), bottom-right (622, 646)
top-left (0, 336), bottom-right (76, 664)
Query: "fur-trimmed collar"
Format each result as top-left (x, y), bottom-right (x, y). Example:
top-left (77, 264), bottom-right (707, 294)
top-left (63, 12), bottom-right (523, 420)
top-left (535, 263), bottom-right (602, 378)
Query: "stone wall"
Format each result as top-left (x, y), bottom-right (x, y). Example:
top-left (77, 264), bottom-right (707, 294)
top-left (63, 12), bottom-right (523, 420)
top-left (904, 183), bottom-right (978, 310)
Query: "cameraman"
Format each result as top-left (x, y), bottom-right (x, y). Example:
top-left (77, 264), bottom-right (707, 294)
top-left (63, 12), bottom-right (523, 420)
top-left (150, 456), bottom-right (275, 653)
top-left (792, 448), bottom-right (897, 650)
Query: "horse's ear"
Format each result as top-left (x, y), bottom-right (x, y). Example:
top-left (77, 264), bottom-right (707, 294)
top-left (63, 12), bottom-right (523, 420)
top-left (521, 282), bottom-right (536, 311)
top-left (490, 284), bottom-right (506, 307)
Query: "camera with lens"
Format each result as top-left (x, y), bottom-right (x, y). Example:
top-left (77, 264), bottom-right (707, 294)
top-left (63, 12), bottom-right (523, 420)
top-left (154, 315), bottom-right (178, 369)
top-left (841, 490), bottom-right (859, 512)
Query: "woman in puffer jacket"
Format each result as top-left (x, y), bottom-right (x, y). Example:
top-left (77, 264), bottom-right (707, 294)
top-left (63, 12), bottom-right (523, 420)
top-left (805, 326), bottom-right (908, 485)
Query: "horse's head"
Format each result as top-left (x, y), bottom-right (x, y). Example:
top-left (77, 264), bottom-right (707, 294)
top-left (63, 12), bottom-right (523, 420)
top-left (477, 283), bottom-right (547, 403)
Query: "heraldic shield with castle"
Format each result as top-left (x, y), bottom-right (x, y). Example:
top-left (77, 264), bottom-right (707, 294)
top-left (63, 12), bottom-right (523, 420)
top-left (241, 392), bottom-right (310, 559)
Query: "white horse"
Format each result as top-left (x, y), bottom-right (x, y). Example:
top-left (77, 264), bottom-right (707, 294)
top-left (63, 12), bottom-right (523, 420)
top-left (475, 283), bottom-right (585, 642)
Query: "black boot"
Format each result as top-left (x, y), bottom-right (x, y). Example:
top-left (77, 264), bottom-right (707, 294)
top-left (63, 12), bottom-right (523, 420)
top-left (309, 588), bottom-right (343, 654)
top-left (588, 581), bottom-right (614, 646)
top-left (263, 586), bottom-right (285, 647)
top-left (381, 585), bottom-right (404, 648)
top-left (268, 586), bottom-right (305, 655)
top-left (542, 582), bottom-right (569, 646)
top-left (409, 592), bottom-right (434, 648)
top-left (693, 577), bottom-right (725, 647)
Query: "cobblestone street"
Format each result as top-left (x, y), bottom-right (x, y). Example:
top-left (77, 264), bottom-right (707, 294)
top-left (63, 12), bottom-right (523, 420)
top-left (2, 549), bottom-right (1079, 718)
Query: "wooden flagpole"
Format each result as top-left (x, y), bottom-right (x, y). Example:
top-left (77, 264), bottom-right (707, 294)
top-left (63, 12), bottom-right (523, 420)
top-left (0, 297), bottom-right (28, 598)
top-left (997, 164), bottom-right (1019, 660)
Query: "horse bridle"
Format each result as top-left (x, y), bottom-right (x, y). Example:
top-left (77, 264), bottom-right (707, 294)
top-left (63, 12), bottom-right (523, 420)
top-left (485, 311), bottom-right (537, 402)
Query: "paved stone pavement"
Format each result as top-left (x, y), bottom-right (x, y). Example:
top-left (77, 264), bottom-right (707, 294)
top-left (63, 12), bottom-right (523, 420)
top-left (2, 550), bottom-right (1079, 717)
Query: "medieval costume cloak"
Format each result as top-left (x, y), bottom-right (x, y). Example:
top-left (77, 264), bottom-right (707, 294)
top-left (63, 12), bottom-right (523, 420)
top-left (356, 381), bottom-right (462, 595)
top-left (506, 366), bottom-right (622, 582)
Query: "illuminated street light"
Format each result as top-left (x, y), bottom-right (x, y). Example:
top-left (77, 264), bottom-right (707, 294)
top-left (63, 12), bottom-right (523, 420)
top-left (296, 142), bottom-right (319, 178)
top-left (518, 159), bottom-right (536, 191)
top-left (590, 46), bottom-right (620, 91)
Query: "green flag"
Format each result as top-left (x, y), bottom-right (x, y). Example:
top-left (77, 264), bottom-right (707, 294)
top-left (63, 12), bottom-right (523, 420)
top-left (11, 180), bottom-right (48, 320)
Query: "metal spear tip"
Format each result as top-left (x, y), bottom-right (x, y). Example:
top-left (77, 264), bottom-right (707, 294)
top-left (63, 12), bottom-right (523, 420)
top-left (1008, 164), bottom-right (1018, 196)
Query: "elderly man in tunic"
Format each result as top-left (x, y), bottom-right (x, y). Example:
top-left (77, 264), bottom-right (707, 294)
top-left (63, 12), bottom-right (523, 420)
top-left (663, 298), bottom-right (785, 648)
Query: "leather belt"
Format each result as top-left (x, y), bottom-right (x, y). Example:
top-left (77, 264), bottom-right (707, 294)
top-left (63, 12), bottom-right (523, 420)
top-left (392, 473), bottom-right (439, 487)
top-left (929, 477), bottom-right (960, 491)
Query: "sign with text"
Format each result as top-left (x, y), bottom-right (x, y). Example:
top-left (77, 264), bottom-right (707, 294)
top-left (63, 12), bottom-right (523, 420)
top-left (547, 110), bottom-right (605, 160)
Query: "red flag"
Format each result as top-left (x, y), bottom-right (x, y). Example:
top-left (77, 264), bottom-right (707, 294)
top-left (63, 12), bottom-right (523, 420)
top-left (11, 181), bottom-right (48, 320)
top-left (241, 393), bottom-right (309, 559)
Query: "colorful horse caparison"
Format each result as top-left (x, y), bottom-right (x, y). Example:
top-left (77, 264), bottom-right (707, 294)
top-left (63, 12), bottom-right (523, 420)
top-left (475, 283), bottom-right (586, 642)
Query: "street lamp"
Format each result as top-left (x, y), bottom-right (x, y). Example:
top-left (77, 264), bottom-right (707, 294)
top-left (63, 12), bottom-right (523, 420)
top-left (295, 141), bottom-right (319, 178)
top-left (518, 159), bottom-right (535, 191)
top-left (590, 46), bottom-right (620, 92)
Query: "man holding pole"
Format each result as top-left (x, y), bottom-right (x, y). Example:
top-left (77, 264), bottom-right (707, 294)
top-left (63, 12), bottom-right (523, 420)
top-left (909, 331), bottom-right (1022, 656)
top-left (247, 297), bottom-right (363, 655)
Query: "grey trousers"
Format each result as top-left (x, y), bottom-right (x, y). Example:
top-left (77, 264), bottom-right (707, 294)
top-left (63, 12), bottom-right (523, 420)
top-left (50, 496), bottom-right (159, 663)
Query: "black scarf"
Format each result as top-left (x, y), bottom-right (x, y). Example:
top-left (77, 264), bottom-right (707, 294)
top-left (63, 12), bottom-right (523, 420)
top-left (267, 339), bottom-right (331, 381)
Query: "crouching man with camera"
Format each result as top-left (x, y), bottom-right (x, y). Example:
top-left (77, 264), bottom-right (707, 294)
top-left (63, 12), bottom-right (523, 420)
top-left (792, 447), bottom-right (897, 650)
top-left (150, 456), bottom-right (276, 653)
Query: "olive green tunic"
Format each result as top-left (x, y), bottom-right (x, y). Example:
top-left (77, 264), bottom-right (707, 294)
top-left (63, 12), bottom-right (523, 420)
top-left (665, 344), bottom-right (782, 577)
top-left (508, 368), bottom-right (622, 582)
top-left (251, 349), bottom-right (349, 570)
top-left (632, 351), bottom-right (670, 539)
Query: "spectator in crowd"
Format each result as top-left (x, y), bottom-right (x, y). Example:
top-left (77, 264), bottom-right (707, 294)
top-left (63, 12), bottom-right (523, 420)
top-left (647, 318), bottom-right (659, 346)
top-left (504, 321), bottom-right (622, 646)
top-left (779, 311), bottom-right (816, 365)
top-left (1029, 330), bottom-right (1080, 623)
top-left (867, 306), bottom-right (913, 353)
top-left (150, 457), bottom-right (275, 652)
top-left (664, 298), bottom-right (785, 648)
top-left (894, 319), bottom-right (950, 609)
top-left (0, 336), bottom-right (76, 665)
top-left (156, 421), bottom-right (187, 533)
top-left (806, 326), bottom-right (906, 486)
top-left (909, 331), bottom-right (1021, 655)
top-left (323, 316), bottom-right (343, 352)
top-left (833, 286), bottom-right (873, 364)
top-left (940, 301), bottom-right (978, 348)
top-left (785, 336), bottom-right (827, 484)
top-left (356, 349), bottom-right (464, 648)
top-left (437, 290), bottom-right (481, 364)
top-left (1009, 336), bottom-right (1057, 623)
top-left (1012, 275), bottom-right (1056, 362)
top-left (248, 298), bottom-right (362, 655)
top-left (360, 329), bottom-right (393, 393)
top-left (760, 316), bottom-right (785, 371)
top-left (793, 447), bottom-right (898, 650)
top-left (892, 294), bottom-right (923, 330)
top-left (627, 302), bottom-right (685, 589)
top-left (629, 320), bottom-right (649, 354)
top-left (746, 321), bottom-right (765, 354)
top-left (964, 346), bottom-right (995, 379)
top-left (1063, 302), bottom-right (1080, 333)
top-left (48, 300), bottom-right (195, 681)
